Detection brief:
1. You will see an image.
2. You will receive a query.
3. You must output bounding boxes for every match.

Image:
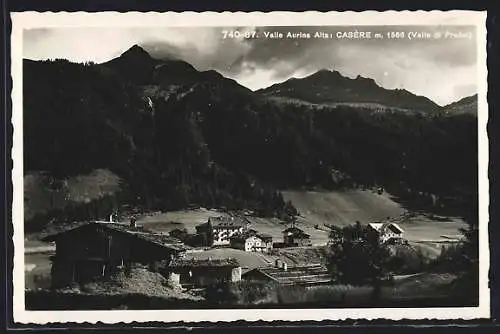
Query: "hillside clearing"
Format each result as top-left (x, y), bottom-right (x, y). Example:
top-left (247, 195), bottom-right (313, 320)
top-left (24, 169), bottom-right (121, 222)
top-left (282, 189), bottom-right (405, 227)
top-left (282, 189), bottom-right (467, 244)
top-left (136, 190), bottom-right (467, 248)
top-left (25, 189), bottom-right (468, 290)
top-left (137, 208), bottom-right (228, 234)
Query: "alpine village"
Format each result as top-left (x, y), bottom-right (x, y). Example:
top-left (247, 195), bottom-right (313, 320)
top-left (24, 45), bottom-right (479, 310)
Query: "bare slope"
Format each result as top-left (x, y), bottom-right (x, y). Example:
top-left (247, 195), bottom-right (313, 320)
top-left (137, 208), bottom-right (228, 234)
top-left (281, 189), bottom-right (467, 246)
top-left (282, 189), bottom-right (405, 227)
top-left (24, 169), bottom-right (122, 222)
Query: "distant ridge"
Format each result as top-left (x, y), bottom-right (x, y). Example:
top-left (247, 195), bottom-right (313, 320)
top-left (443, 94), bottom-right (478, 116)
top-left (257, 69), bottom-right (441, 113)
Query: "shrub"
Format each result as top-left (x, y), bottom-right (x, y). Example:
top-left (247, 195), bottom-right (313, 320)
top-left (386, 245), bottom-right (427, 274)
top-left (430, 243), bottom-right (469, 273)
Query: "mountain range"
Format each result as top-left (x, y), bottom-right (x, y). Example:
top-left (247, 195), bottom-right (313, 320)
top-left (442, 94), bottom-right (478, 116)
top-left (102, 44), bottom-right (477, 114)
top-left (258, 69), bottom-right (443, 113)
top-left (23, 45), bottom-right (478, 229)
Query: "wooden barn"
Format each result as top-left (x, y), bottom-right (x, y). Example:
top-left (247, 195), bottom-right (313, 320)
top-left (42, 220), bottom-right (190, 288)
top-left (282, 226), bottom-right (312, 247)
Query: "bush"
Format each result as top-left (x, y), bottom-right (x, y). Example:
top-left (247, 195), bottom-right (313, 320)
top-left (430, 243), bottom-right (470, 273)
top-left (204, 282), bottom-right (238, 305)
top-left (276, 284), bottom-right (373, 306)
top-left (230, 281), bottom-right (278, 305)
top-left (203, 281), bottom-right (376, 307)
top-left (386, 245), bottom-right (428, 274)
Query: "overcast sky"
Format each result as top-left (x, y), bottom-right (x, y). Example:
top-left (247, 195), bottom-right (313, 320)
top-left (23, 25), bottom-right (478, 106)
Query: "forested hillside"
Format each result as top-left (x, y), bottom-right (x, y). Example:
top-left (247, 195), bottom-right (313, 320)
top-left (23, 45), bottom-right (478, 230)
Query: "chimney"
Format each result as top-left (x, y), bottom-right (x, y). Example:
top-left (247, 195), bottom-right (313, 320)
top-left (130, 217), bottom-right (136, 228)
top-left (275, 259), bottom-right (281, 268)
top-left (281, 262), bottom-right (288, 271)
top-left (109, 213), bottom-right (114, 222)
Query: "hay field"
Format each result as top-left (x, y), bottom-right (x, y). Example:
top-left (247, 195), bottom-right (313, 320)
top-left (282, 190), bottom-right (467, 244)
top-left (137, 190), bottom-right (468, 248)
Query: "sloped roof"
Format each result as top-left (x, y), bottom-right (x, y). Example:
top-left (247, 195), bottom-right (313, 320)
top-left (230, 232), bottom-right (273, 242)
top-left (169, 257), bottom-right (240, 268)
top-left (230, 233), bottom-right (256, 242)
top-left (208, 216), bottom-right (248, 228)
top-left (386, 223), bottom-right (404, 234)
top-left (256, 233), bottom-right (273, 241)
top-left (368, 222), bottom-right (404, 235)
top-left (42, 221), bottom-right (191, 252)
top-left (283, 226), bottom-right (310, 239)
top-left (244, 264), bottom-right (331, 285)
top-left (368, 223), bottom-right (384, 232)
top-left (283, 226), bottom-right (304, 234)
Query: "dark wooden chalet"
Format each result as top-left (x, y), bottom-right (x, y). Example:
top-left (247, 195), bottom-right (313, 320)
top-left (282, 226), bottom-right (312, 247)
top-left (42, 220), bottom-right (190, 287)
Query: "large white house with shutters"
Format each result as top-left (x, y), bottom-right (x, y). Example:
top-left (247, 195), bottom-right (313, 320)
top-left (367, 222), bottom-right (405, 244)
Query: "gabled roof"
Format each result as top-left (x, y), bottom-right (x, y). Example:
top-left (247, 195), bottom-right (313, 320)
top-left (283, 226), bottom-right (310, 239)
top-left (368, 222), bottom-right (404, 235)
top-left (230, 232), bottom-right (273, 242)
top-left (208, 216), bottom-right (247, 228)
top-left (41, 221), bottom-right (191, 252)
top-left (230, 233), bottom-right (256, 242)
top-left (368, 223), bottom-right (384, 232)
top-left (169, 257), bottom-right (240, 268)
top-left (282, 226), bottom-right (304, 234)
top-left (386, 223), bottom-right (404, 234)
top-left (256, 233), bottom-right (273, 241)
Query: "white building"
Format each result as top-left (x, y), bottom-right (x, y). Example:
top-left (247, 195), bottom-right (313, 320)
top-left (230, 233), bottom-right (273, 252)
top-left (196, 216), bottom-right (249, 246)
top-left (367, 222), bottom-right (405, 244)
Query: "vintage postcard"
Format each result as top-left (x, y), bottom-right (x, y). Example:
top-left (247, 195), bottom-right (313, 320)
top-left (11, 11), bottom-right (489, 323)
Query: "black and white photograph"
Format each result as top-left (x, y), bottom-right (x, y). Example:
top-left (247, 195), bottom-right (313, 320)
top-left (10, 11), bottom-right (489, 323)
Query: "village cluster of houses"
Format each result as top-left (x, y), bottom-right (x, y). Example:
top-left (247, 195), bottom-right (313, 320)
top-left (41, 214), bottom-right (404, 290)
top-left (194, 215), bottom-right (312, 252)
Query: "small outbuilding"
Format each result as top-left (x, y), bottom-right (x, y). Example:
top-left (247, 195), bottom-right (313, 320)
top-left (282, 226), bottom-right (312, 247)
top-left (163, 257), bottom-right (242, 287)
